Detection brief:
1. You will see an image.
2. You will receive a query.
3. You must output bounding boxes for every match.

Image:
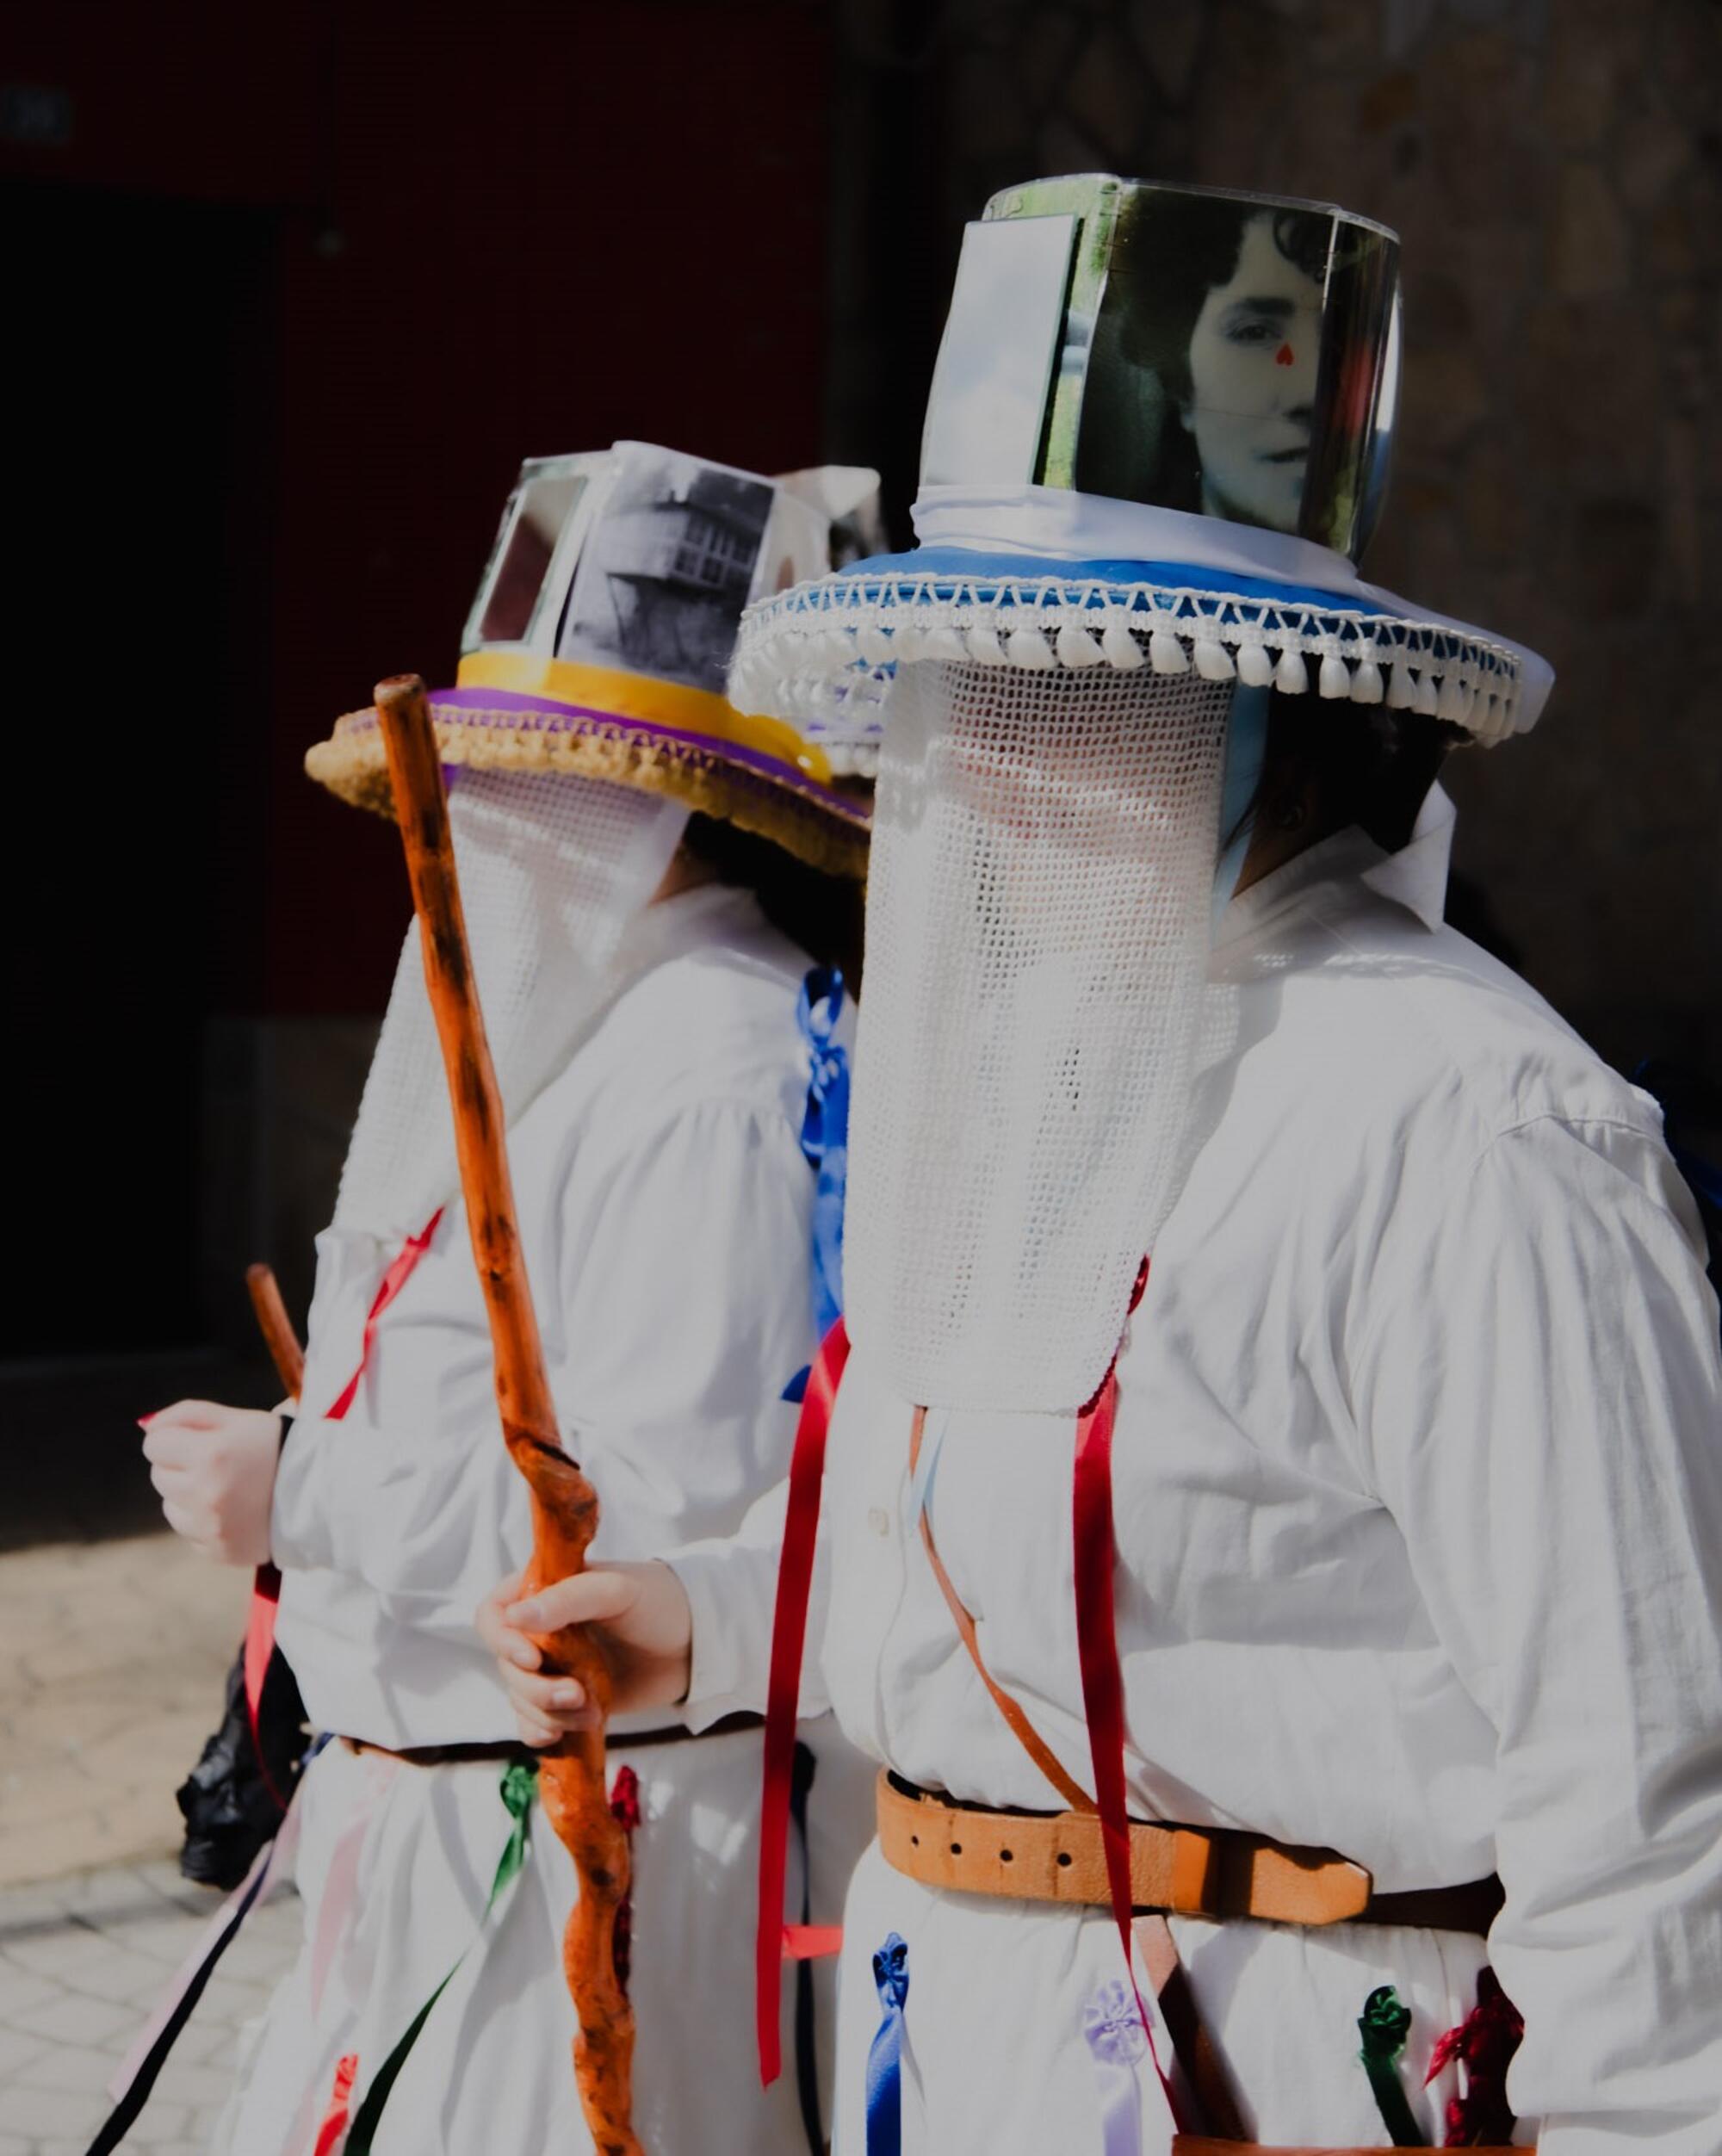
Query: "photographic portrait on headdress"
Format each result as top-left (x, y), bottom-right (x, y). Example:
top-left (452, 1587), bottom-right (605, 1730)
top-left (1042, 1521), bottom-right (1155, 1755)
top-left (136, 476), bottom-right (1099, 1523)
top-left (920, 177), bottom-right (1400, 563)
top-left (1074, 184), bottom-right (1398, 556)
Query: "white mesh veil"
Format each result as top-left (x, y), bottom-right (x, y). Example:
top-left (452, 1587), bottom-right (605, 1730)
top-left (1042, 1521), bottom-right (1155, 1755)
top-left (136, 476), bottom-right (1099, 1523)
top-left (844, 660), bottom-right (1233, 1415)
top-left (333, 769), bottom-right (689, 1242)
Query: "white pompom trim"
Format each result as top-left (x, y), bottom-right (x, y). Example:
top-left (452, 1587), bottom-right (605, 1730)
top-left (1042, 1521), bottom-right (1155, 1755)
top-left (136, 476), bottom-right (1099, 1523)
top-left (731, 567), bottom-right (1532, 751)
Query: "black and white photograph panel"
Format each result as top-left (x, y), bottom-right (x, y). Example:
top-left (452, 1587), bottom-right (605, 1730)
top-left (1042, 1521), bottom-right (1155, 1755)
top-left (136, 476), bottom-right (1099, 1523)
top-left (555, 445), bottom-right (774, 695)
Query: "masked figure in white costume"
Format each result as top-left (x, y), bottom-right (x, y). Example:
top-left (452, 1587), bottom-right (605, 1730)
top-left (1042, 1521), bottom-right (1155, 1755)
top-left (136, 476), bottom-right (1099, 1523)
top-left (137, 445), bottom-right (880, 2156)
top-left (487, 184), bottom-right (1722, 2155)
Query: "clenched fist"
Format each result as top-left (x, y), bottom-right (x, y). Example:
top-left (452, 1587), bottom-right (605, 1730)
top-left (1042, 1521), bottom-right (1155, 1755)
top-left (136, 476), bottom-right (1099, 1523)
top-left (141, 1400), bottom-right (283, 1567)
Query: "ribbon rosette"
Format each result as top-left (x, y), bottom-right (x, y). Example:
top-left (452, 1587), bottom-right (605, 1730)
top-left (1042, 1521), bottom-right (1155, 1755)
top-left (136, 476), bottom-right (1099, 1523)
top-left (1084, 1975), bottom-right (1149, 2155)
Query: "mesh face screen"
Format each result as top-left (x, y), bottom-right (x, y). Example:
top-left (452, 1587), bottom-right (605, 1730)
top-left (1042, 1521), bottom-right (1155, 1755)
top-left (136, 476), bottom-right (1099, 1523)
top-left (846, 660), bottom-right (1233, 1413)
top-left (335, 771), bottom-right (688, 1241)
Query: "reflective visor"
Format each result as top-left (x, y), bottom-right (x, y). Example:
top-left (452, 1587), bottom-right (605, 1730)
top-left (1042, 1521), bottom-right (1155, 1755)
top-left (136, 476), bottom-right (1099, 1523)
top-left (920, 176), bottom-right (1401, 564)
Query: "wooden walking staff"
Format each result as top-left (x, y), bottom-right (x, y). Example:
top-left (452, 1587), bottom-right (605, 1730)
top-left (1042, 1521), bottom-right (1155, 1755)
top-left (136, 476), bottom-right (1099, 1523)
top-left (245, 1264), bottom-right (306, 1397)
top-left (371, 674), bottom-right (641, 2156)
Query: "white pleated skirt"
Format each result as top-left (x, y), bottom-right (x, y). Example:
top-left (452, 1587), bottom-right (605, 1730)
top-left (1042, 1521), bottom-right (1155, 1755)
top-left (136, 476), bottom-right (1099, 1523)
top-left (208, 1720), bottom-right (874, 2156)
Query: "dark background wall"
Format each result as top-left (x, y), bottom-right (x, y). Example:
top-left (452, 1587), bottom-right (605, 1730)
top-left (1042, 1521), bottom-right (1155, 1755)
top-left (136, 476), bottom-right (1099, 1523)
top-left (3, 0), bottom-right (1717, 1377)
top-left (2, 1), bottom-right (833, 1353)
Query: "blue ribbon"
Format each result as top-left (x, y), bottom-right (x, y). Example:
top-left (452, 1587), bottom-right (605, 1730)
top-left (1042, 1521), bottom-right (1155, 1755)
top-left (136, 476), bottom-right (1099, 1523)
top-left (784, 967), bottom-right (852, 1403)
top-left (864, 1932), bottom-right (909, 2156)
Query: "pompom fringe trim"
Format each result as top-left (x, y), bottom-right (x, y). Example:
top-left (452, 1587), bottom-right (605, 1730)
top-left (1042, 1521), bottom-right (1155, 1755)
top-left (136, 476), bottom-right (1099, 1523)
top-left (306, 708), bottom-right (870, 879)
top-left (730, 570), bottom-right (1533, 748)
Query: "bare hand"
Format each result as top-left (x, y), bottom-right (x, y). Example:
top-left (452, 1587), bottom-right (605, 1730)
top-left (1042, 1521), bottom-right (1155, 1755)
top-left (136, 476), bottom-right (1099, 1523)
top-left (475, 1562), bottom-right (693, 1750)
top-left (140, 1400), bottom-right (281, 1567)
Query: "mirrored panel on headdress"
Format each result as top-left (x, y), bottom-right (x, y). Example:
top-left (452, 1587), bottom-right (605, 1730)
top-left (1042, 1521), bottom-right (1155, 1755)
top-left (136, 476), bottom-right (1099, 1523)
top-left (920, 176), bottom-right (1401, 563)
top-left (462, 453), bottom-right (604, 651)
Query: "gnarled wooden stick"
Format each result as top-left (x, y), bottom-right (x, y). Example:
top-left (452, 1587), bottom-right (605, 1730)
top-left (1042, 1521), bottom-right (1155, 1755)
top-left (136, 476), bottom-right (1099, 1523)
top-left (374, 674), bottom-right (639, 2156)
top-left (245, 1263), bottom-right (305, 1397)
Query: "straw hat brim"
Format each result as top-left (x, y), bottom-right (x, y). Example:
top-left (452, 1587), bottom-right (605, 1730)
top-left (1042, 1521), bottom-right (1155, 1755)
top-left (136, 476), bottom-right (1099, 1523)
top-left (307, 698), bottom-right (871, 880)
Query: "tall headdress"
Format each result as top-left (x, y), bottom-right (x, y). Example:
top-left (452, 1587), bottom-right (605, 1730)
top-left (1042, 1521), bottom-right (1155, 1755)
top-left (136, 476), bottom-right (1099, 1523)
top-left (308, 443), bottom-right (877, 1243)
top-left (730, 177), bottom-right (1552, 1416)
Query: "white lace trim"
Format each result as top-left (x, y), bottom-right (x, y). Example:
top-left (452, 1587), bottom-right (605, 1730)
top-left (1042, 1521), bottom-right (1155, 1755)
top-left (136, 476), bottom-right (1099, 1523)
top-left (731, 567), bottom-right (1538, 759)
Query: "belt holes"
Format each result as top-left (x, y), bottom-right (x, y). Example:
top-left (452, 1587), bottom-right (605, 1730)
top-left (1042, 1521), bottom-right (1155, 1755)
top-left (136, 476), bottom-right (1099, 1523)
top-left (1000, 1848), bottom-right (1013, 1863)
top-left (950, 1841), bottom-right (963, 1856)
top-left (909, 1834), bottom-right (919, 1847)
top-left (1056, 1851), bottom-right (1073, 1868)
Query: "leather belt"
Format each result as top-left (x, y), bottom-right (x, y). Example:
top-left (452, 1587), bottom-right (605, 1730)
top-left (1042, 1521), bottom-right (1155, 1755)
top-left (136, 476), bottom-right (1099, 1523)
top-left (877, 1772), bottom-right (1502, 1935)
top-left (344, 1710), bottom-right (765, 1770)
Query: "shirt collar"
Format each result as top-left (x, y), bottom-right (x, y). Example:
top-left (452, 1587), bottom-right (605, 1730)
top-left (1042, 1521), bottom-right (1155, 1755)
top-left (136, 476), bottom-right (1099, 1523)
top-left (1211, 782), bottom-right (1455, 957)
top-left (1360, 781), bottom-right (1455, 931)
top-left (612, 878), bottom-right (764, 979)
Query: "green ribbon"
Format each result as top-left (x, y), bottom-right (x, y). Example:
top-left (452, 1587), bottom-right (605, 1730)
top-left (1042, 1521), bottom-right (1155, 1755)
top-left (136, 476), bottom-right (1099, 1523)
top-left (1357, 1984), bottom-right (1424, 2148)
top-left (344, 1760), bottom-right (538, 2155)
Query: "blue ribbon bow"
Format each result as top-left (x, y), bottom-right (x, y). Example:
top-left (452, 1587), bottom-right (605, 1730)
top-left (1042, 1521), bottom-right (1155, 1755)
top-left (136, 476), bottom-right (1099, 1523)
top-left (784, 967), bottom-right (851, 1403)
top-left (864, 1931), bottom-right (910, 2156)
top-left (798, 966), bottom-right (851, 1338)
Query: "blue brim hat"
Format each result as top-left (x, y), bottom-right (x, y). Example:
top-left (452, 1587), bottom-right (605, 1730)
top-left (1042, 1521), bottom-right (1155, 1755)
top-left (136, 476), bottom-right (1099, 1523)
top-left (730, 177), bottom-right (1552, 758)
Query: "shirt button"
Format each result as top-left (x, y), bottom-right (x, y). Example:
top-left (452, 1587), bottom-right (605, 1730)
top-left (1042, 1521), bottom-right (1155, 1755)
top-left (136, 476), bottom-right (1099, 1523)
top-left (867, 1507), bottom-right (890, 1539)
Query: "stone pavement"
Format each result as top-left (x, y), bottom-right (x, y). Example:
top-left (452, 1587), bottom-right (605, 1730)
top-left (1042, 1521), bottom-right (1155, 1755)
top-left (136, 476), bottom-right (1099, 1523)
top-left (0, 1350), bottom-right (301, 2152)
top-left (0, 1536), bottom-right (257, 1892)
top-left (0, 1856), bottom-right (300, 2154)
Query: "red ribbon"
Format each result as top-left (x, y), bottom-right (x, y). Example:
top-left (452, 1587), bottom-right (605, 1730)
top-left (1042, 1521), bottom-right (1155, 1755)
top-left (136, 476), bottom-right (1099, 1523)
top-left (324, 1209), bottom-right (446, 1421)
top-left (1426, 1966), bottom-right (1524, 2147)
top-left (782, 1924), bottom-right (843, 1960)
top-left (241, 1564), bottom-right (287, 1808)
top-left (1072, 1261), bottom-right (1186, 2134)
top-left (242, 1209), bottom-right (445, 1798)
top-left (610, 1764), bottom-right (642, 1996)
top-left (757, 1317), bottom-right (850, 2087)
top-left (312, 2052), bottom-right (358, 2156)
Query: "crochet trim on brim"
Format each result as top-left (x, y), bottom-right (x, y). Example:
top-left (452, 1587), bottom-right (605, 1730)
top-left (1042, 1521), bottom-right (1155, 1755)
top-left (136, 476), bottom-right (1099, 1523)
top-left (306, 703), bottom-right (870, 880)
top-left (730, 555), bottom-right (1537, 754)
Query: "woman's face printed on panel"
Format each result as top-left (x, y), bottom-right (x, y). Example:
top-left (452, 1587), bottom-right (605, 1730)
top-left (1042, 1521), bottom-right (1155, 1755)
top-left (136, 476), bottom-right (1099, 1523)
top-left (1180, 211), bottom-right (1324, 534)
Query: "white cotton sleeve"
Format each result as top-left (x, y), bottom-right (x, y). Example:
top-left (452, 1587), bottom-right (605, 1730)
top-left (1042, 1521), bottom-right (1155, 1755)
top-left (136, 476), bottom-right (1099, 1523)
top-left (1354, 1113), bottom-right (1722, 2152)
top-left (269, 1408), bottom-right (532, 1639)
top-left (270, 1094), bottom-right (819, 1652)
top-left (666, 1471), bottom-right (833, 1727)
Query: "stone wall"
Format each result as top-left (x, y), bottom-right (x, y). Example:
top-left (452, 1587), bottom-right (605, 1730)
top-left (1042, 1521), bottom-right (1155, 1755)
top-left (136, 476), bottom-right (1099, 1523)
top-left (831, 0), bottom-right (1721, 1077)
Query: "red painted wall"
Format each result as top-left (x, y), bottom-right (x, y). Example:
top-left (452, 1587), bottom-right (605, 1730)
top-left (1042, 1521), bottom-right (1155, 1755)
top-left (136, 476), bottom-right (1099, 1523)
top-left (3, 0), bottom-right (833, 1014)
top-left (2, 1), bottom-right (832, 1348)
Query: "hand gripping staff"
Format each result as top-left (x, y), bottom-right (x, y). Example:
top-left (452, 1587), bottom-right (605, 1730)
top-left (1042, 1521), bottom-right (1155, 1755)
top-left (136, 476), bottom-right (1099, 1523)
top-left (373, 675), bottom-right (641, 2156)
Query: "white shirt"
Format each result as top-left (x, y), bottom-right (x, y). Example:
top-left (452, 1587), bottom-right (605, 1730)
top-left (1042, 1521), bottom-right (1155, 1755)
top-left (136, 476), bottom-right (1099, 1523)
top-left (272, 883), bottom-right (821, 1749)
top-left (674, 815), bottom-right (1722, 2149)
